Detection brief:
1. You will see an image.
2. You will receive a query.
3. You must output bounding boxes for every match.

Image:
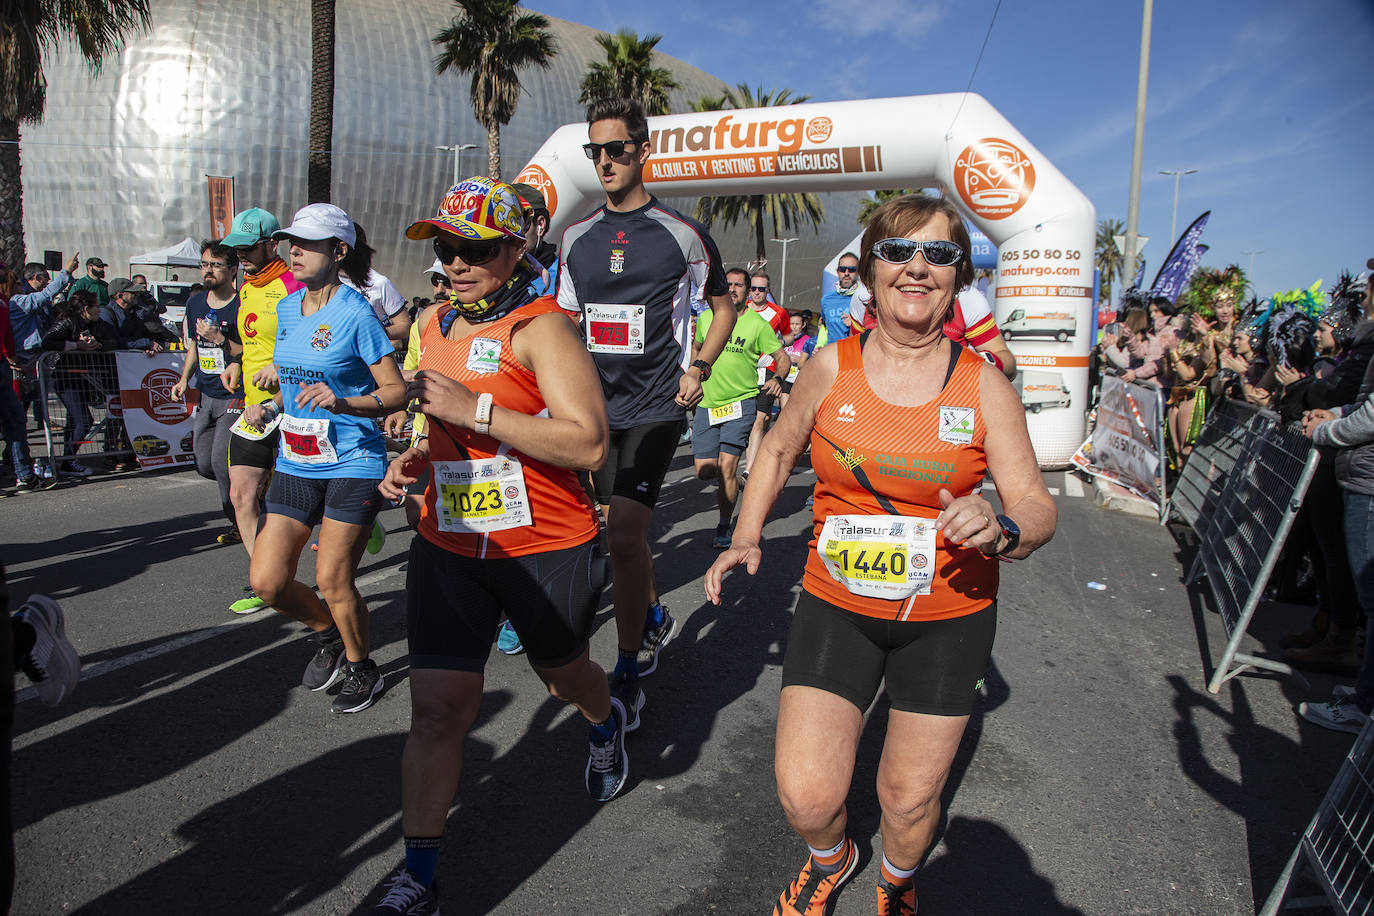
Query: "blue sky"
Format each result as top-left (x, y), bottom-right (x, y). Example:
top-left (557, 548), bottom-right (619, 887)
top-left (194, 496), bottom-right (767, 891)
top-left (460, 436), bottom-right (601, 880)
top-left (529, 0), bottom-right (1374, 303)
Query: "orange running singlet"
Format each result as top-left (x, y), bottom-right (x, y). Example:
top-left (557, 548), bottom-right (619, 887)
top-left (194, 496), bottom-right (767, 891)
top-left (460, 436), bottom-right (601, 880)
top-left (804, 334), bottom-right (997, 621)
top-left (416, 296), bottom-right (600, 559)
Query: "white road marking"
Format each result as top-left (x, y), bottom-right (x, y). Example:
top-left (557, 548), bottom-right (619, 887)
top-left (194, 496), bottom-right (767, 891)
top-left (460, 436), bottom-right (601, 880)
top-left (1065, 474), bottom-right (1085, 498)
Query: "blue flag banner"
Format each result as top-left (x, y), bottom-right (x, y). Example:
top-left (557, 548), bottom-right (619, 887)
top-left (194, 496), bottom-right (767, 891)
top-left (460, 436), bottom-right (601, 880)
top-left (1150, 211), bottom-right (1211, 304)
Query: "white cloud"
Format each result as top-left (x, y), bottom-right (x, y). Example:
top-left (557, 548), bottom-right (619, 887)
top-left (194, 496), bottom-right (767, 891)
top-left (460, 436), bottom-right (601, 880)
top-left (809, 0), bottom-right (945, 41)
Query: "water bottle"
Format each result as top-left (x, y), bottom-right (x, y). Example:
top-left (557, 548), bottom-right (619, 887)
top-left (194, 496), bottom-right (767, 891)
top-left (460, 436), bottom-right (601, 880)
top-left (205, 308), bottom-right (218, 342)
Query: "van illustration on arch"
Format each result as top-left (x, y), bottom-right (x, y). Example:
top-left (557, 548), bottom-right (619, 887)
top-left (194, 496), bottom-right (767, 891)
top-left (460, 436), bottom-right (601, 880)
top-left (1001, 309), bottom-right (1077, 342)
top-left (1014, 370), bottom-right (1071, 413)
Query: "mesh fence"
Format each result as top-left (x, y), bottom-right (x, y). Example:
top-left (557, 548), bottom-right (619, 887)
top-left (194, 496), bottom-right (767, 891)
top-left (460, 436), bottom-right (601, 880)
top-left (1172, 399), bottom-right (1275, 531)
top-left (1304, 720), bottom-right (1374, 915)
top-left (32, 351), bottom-right (138, 472)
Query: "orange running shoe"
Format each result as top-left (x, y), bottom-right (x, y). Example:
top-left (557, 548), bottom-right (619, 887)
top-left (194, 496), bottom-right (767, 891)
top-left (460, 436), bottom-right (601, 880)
top-left (876, 878), bottom-right (917, 915)
top-left (773, 838), bottom-right (858, 916)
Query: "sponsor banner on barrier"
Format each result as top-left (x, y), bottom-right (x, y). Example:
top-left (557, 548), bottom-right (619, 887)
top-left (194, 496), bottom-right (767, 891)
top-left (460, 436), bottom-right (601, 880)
top-left (1070, 376), bottom-right (1161, 506)
top-left (116, 352), bottom-right (198, 469)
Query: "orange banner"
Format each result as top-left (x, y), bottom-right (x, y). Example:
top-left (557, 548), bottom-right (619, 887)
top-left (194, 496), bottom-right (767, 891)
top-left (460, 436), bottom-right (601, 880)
top-left (207, 176), bottom-right (235, 240)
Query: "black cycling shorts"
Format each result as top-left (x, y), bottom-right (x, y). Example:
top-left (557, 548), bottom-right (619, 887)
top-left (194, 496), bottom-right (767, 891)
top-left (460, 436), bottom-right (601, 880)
top-left (228, 423), bottom-right (279, 470)
top-left (589, 417), bottom-right (683, 509)
top-left (264, 472), bottom-right (385, 528)
top-left (406, 533), bottom-right (607, 672)
top-left (782, 590), bottom-right (997, 716)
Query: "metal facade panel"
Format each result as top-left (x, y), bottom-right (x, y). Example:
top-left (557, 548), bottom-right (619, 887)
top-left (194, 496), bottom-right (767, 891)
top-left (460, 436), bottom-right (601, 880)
top-left (22, 0), bottom-right (863, 301)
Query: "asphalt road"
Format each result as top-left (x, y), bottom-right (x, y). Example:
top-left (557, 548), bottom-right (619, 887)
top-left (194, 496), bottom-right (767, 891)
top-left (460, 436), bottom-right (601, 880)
top-left (0, 455), bottom-right (1352, 915)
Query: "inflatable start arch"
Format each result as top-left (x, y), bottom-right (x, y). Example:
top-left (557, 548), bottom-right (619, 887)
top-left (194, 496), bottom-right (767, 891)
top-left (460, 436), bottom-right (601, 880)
top-left (515, 93), bottom-right (1096, 468)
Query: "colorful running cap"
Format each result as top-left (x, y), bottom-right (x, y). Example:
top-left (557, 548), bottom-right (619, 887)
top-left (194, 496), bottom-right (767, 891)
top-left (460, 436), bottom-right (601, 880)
top-left (405, 177), bottom-right (526, 243)
top-left (222, 207), bottom-right (281, 247)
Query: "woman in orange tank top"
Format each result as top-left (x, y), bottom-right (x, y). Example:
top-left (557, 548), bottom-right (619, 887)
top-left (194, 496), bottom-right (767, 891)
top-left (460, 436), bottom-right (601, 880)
top-left (706, 195), bottom-right (1057, 915)
top-left (370, 178), bottom-right (620, 911)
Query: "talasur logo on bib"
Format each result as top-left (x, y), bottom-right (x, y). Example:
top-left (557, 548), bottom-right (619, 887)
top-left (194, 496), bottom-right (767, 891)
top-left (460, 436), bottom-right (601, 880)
top-left (939, 406), bottom-right (975, 444)
top-left (953, 138), bottom-right (1036, 220)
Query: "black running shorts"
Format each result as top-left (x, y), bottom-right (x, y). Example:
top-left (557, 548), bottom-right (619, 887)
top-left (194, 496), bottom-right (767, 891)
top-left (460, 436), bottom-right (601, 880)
top-left (264, 472), bottom-right (385, 528)
top-left (589, 418), bottom-right (683, 509)
top-left (406, 534), bottom-right (608, 672)
top-left (228, 424), bottom-right (280, 470)
top-left (781, 590), bottom-right (997, 716)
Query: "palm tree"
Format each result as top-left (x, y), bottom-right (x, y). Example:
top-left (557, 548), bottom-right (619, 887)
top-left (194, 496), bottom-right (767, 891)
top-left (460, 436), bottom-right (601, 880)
top-left (858, 189), bottom-right (921, 225)
top-left (0, 1), bottom-right (152, 269)
top-left (1096, 217), bottom-right (1125, 305)
top-left (433, 0), bottom-right (557, 180)
top-left (692, 85), bottom-right (825, 265)
top-left (579, 29), bottom-right (680, 116)
top-left (308, 0), bottom-right (335, 203)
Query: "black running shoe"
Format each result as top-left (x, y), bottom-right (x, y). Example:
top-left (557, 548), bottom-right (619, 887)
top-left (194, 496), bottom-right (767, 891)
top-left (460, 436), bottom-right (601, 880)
top-left (608, 670), bottom-right (645, 732)
top-left (638, 605), bottom-right (677, 677)
top-left (331, 658), bottom-right (383, 714)
top-left (586, 697), bottom-right (629, 802)
top-left (302, 627), bottom-right (345, 691)
top-left (373, 867), bottom-right (440, 914)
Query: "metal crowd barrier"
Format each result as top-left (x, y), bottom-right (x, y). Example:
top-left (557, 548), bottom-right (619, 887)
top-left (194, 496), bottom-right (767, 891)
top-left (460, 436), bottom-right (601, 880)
top-left (1262, 717), bottom-right (1374, 915)
top-left (1181, 406), bottom-right (1320, 694)
top-left (1171, 399), bottom-right (1273, 530)
top-left (32, 350), bottom-right (136, 480)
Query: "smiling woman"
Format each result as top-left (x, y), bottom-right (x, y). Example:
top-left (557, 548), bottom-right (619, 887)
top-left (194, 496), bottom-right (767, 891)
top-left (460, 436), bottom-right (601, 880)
top-left (705, 195), bottom-right (1058, 914)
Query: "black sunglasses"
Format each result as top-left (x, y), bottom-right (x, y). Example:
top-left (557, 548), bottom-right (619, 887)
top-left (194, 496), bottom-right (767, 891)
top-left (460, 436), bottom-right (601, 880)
top-left (433, 236), bottom-right (505, 267)
top-left (871, 238), bottom-right (963, 267)
top-left (582, 140), bottom-right (639, 161)
top-left (836, 265), bottom-right (857, 273)
top-left (750, 285), bottom-right (769, 292)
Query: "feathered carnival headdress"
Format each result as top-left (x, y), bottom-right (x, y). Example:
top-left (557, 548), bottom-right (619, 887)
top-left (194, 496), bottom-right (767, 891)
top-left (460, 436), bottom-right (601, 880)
top-left (1269, 311), bottom-right (1318, 372)
top-left (1179, 265), bottom-right (1248, 319)
top-left (1117, 285), bottom-right (1150, 313)
top-left (1319, 272), bottom-right (1364, 350)
top-left (1269, 279), bottom-right (1327, 321)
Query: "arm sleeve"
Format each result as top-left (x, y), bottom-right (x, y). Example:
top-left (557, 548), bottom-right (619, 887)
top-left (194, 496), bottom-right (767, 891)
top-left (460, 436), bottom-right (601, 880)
top-left (40, 319), bottom-right (72, 351)
top-left (1314, 391), bottom-right (1374, 447)
top-left (376, 276), bottom-right (407, 319)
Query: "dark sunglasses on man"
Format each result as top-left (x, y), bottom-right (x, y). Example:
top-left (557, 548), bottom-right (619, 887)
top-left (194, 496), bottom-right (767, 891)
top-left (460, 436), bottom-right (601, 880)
top-left (750, 285), bottom-right (769, 292)
top-left (582, 140), bottom-right (639, 161)
top-left (433, 236), bottom-right (504, 267)
top-left (836, 265), bottom-right (858, 273)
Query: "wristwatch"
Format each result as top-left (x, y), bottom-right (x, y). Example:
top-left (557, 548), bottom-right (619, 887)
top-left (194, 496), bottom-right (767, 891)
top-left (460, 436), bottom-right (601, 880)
top-left (994, 514), bottom-right (1020, 556)
top-left (690, 359), bottom-right (712, 382)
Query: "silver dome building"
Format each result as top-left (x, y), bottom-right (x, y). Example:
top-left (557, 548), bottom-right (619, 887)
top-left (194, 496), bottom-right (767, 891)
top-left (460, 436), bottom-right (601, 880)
top-left (21, 0), bottom-right (862, 301)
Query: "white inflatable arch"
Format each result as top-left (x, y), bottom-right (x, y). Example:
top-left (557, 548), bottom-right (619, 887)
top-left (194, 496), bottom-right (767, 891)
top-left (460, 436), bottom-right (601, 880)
top-left (515, 93), bottom-right (1095, 467)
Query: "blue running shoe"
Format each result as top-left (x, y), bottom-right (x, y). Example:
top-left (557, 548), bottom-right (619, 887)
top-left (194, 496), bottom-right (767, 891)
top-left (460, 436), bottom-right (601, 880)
top-left (496, 620), bottom-right (524, 655)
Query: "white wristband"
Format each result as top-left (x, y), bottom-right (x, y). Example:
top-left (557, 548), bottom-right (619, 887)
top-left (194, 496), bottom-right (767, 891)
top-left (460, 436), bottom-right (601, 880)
top-left (474, 392), bottom-right (494, 435)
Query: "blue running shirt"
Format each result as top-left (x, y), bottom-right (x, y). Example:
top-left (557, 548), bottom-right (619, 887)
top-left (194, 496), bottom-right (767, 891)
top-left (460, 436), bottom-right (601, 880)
top-left (272, 284), bottom-right (393, 479)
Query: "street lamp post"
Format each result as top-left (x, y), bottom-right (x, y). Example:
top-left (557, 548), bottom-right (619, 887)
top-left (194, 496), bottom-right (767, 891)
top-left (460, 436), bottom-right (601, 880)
top-left (435, 143), bottom-right (479, 186)
top-left (771, 237), bottom-right (798, 307)
top-left (1122, 0), bottom-right (1153, 291)
top-left (1159, 168), bottom-right (1198, 247)
top-left (1241, 249), bottom-right (1264, 277)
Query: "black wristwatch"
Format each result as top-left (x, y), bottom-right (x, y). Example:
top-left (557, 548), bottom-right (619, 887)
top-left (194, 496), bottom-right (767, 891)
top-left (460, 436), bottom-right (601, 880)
top-left (994, 514), bottom-right (1020, 555)
top-left (690, 359), bottom-right (712, 381)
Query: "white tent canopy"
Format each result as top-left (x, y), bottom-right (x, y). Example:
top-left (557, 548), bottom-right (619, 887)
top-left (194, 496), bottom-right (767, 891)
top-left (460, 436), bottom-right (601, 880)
top-left (128, 237), bottom-right (201, 267)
